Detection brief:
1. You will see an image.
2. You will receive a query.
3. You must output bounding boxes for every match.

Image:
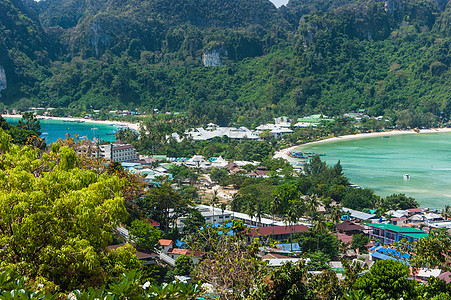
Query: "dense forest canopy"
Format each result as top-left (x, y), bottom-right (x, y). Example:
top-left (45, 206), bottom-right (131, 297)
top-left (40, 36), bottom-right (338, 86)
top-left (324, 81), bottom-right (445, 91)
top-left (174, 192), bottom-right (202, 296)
top-left (0, 0), bottom-right (450, 124)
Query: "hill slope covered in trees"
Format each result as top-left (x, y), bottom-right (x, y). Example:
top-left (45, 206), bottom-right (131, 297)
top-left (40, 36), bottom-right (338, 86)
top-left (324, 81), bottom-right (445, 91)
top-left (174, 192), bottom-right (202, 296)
top-left (0, 0), bottom-right (450, 125)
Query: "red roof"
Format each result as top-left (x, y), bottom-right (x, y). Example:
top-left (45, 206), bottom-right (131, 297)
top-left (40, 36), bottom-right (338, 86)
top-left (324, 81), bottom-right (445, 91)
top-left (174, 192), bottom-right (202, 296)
top-left (391, 217), bottom-right (408, 222)
top-left (335, 233), bottom-right (353, 244)
top-left (225, 162), bottom-right (239, 171)
top-left (249, 225), bottom-right (309, 237)
top-left (255, 169), bottom-right (269, 176)
top-left (439, 272), bottom-right (451, 283)
top-left (365, 241), bottom-right (375, 248)
top-left (336, 221), bottom-right (364, 232)
top-left (262, 253), bottom-right (289, 259)
top-left (159, 239), bottom-right (173, 246)
top-left (168, 248), bottom-right (202, 257)
top-left (147, 219), bottom-right (160, 226)
top-left (406, 208), bottom-right (423, 213)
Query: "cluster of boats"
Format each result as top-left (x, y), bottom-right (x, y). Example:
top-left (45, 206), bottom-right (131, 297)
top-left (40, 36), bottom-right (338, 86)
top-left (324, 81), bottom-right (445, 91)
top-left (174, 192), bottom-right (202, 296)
top-left (289, 151), bottom-right (326, 169)
top-left (62, 119), bottom-right (85, 123)
top-left (289, 151), bottom-right (326, 159)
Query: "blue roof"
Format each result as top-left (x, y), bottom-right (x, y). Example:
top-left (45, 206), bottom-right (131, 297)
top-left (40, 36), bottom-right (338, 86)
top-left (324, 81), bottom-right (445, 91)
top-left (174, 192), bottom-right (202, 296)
top-left (176, 240), bottom-right (186, 248)
top-left (372, 246), bottom-right (411, 263)
top-left (275, 243), bottom-right (301, 252)
top-left (372, 251), bottom-right (394, 261)
top-left (218, 230), bottom-right (235, 236)
top-left (199, 222), bottom-right (234, 235)
top-left (378, 247), bottom-right (411, 260)
top-left (208, 222), bottom-right (233, 229)
top-left (369, 246), bottom-right (379, 251)
top-left (371, 251), bottom-right (409, 264)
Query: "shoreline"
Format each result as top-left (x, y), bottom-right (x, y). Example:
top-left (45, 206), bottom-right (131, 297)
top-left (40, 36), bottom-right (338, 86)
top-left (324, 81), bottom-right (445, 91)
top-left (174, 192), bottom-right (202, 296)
top-left (274, 128), bottom-right (451, 161)
top-left (1, 114), bottom-right (140, 131)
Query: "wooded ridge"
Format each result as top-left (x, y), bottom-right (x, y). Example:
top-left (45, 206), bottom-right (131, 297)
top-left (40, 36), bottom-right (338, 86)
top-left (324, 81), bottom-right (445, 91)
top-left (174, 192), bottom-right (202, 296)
top-left (0, 0), bottom-right (450, 125)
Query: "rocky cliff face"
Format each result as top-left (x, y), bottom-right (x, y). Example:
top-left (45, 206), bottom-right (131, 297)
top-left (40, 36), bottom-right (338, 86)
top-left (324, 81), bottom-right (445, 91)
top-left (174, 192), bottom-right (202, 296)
top-left (0, 65), bottom-right (6, 96)
top-left (202, 47), bottom-right (228, 66)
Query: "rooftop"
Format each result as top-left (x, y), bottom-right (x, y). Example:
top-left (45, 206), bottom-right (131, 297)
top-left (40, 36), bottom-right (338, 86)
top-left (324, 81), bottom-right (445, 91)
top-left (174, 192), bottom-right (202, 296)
top-left (249, 225), bottom-right (309, 237)
top-left (159, 239), bottom-right (174, 246)
top-left (336, 221), bottom-right (364, 232)
top-left (366, 223), bottom-right (429, 239)
top-left (343, 208), bottom-right (376, 220)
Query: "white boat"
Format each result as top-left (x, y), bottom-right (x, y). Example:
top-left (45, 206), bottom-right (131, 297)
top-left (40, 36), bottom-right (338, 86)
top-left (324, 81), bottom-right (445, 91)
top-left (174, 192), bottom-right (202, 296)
top-left (41, 132), bottom-right (49, 135)
top-left (403, 174), bottom-right (410, 180)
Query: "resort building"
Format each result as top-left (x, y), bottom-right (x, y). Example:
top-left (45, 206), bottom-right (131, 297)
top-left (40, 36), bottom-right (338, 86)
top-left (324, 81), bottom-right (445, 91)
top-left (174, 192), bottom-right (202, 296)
top-left (185, 125), bottom-right (260, 141)
top-left (256, 117), bottom-right (293, 138)
top-left (366, 223), bottom-right (428, 244)
top-left (296, 114), bottom-right (334, 126)
top-left (100, 140), bottom-right (140, 162)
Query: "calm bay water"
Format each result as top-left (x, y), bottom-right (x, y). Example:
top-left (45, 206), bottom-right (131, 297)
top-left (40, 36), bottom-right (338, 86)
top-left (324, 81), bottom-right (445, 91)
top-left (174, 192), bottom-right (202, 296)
top-left (295, 132), bottom-right (451, 209)
top-left (4, 117), bottom-right (116, 143)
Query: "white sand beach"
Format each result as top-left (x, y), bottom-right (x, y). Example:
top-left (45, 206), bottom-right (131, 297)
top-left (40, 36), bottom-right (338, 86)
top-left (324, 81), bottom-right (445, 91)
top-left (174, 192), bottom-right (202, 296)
top-left (2, 114), bottom-right (140, 131)
top-left (274, 128), bottom-right (451, 161)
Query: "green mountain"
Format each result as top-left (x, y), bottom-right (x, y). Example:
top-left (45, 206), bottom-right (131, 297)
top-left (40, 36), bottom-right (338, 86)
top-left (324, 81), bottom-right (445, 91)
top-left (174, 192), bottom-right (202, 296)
top-left (0, 0), bottom-right (53, 104)
top-left (0, 0), bottom-right (450, 125)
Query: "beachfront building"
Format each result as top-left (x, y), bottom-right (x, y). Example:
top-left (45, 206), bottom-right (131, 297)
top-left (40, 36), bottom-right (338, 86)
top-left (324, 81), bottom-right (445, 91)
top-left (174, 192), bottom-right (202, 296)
top-left (256, 117), bottom-right (293, 138)
top-left (186, 125), bottom-right (260, 141)
top-left (100, 140), bottom-right (139, 162)
top-left (296, 114), bottom-right (334, 126)
top-left (366, 223), bottom-right (428, 244)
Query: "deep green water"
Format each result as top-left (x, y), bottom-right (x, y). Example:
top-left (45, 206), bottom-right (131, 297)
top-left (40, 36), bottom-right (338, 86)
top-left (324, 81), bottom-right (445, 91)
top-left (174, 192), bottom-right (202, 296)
top-left (295, 132), bottom-right (451, 209)
top-left (4, 117), bottom-right (116, 143)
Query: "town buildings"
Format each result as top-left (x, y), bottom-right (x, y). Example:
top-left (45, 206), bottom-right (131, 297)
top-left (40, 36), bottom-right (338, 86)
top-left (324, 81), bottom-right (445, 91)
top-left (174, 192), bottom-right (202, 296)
top-left (366, 223), bottom-right (429, 244)
top-left (100, 140), bottom-right (140, 162)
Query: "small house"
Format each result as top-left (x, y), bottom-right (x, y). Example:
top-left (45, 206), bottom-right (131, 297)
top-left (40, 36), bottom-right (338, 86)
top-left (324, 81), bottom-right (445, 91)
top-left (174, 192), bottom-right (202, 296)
top-left (167, 248), bottom-right (202, 264)
top-left (158, 239), bottom-right (174, 254)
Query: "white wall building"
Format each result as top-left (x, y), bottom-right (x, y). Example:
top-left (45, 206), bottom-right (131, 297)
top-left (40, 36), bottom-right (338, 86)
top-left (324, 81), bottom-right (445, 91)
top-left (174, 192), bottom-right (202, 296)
top-left (186, 126), bottom-right (260, 141)
top-left (101, 141), bottom-right (139, 162)
top-left (176, 205), bottom-right (310, 229)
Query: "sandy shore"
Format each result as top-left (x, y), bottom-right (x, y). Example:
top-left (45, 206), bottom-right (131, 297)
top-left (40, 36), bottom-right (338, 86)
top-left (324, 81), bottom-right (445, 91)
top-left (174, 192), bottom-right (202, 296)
top-left (2, 114), bottom-right (140, 131)
top-left (274, 128), bottom-right (451, 161)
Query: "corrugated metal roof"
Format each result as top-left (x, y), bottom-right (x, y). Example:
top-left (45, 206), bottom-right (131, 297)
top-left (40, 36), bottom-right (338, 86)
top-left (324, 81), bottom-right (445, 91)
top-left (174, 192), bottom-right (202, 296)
top-left (366, 223), bottom-right (428, 239)
top-left (342, 208), bottom-right (376, 220)
top-left (275, 243), bottom-right (301, 252)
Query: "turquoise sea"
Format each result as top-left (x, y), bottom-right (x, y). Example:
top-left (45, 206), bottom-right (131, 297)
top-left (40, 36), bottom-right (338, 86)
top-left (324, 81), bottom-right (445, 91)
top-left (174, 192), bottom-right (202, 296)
top-left (4, 117), bottom-right (117, 143)
top-left (294, 132), bottom-right (451, 209)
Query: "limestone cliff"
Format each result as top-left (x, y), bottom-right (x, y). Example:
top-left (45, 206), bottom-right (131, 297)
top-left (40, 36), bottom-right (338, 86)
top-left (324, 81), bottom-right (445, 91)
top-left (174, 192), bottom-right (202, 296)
top-left (0, 65), bottom-right (6, 96)
top-left (202, 47), bottom-right (228, 66)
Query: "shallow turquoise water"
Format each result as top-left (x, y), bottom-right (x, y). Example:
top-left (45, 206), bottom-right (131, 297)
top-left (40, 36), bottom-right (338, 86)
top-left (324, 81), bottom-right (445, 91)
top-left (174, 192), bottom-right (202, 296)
top-left (295, 132), bottom-right (451, 209)
top-left (4, 117), bottom-right (116, 143)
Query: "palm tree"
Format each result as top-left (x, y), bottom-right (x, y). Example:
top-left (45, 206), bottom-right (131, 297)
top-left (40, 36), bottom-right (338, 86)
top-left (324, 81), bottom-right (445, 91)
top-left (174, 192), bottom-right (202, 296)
top-left (285, 198), bottom-right (305, 252)
top-left (306, 195), bottom-right (319, 222)
top-left (313, 215), bottom-right (327, 251)
top-left (220, 203), bottom-right (227, 224)
top-left (209, 190), bottom-right (219, 224)
top-left (231, 193), bottom-right (241, 212)
top-left (245, 200), bottom-right (256, 226)
top-left (442, 205), bottom-right (451, 220)
top-left (329, 205), bottom-right (342, 224)
top-left (271, 194), bottom-right (282, 236)
top-left (255, 201), bottom-right (263, 224)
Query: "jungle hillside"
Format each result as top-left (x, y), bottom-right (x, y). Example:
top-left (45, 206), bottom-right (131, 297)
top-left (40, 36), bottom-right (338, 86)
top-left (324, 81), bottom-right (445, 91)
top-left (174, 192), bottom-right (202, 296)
top-left (0, 0), bottom-right (451, 125)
